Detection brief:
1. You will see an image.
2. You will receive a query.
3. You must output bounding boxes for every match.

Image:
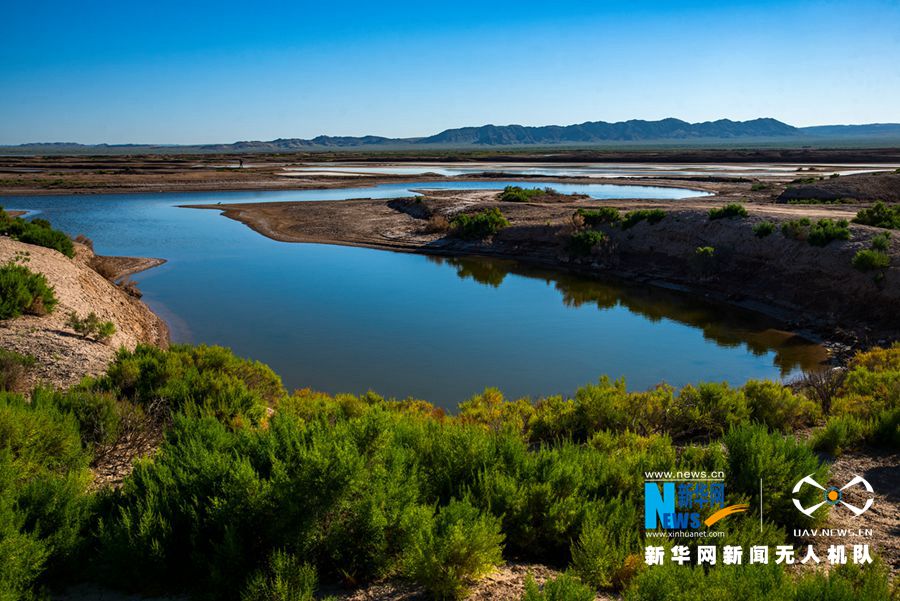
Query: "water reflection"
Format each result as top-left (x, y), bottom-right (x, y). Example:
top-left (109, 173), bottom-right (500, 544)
top-left (428, 255), bottom-right (827, 377)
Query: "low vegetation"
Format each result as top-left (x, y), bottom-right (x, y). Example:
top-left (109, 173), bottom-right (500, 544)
top-left (781, 217), bottom-right (851, 246)
top-left (66, 311), bottom-right (116, 342)
top-left (498, 186), bottom-right (556, 202)
top-left (707, 203), bottom-right (748, 220)
top-left (0, 348), bottom-right (35, 392)
top-left (575, 207), bottom-right (621, 227)
top-left (853, 201), bottom-right (900, 229)
top-left (852, 232), bottom-right (892, 273)
top-left (752, 220), bottom-right (775, 238)
top-left (0, 343), bottom-right (897, 600)
top-left (0, 260), bottom-right (58, 319)
top-left (451, 207), bottom-right (509, 239)
top-left (0, 207), bottom-right (75, 258)
top-left (621, 209), bottom-right (666, 229)
top-left (569, 230), bottom-right (608, 255)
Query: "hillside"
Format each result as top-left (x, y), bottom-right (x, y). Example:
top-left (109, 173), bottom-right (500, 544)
top-left (5, 118), bottom-right (900, 154)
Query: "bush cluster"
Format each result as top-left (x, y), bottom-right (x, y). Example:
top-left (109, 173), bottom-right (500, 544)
top-left (782, 217), bottom-right (851, 246)
top-left (621, 209), bottom-right (666, 229)
top-left (1, 343), bottom-right (898, 600)
top-left (66, 311), bottom-right (116, 342)
top-left (569, 229), bottom-right (608, 255)
top-left (708, 203), bottom-right (748, 220)
top-left (498, 186), bottom-right (555, 202)
top-left (0, 208), bottom-right (75, 258)
top-left (853, 201), bottom-right (900, 229)
top-left (852, 232), bottom-right (892, 272)
top-left (752, 220), bottom-right (775, 237)
top-left (451, 208), bottom-right (510, 239)
top-left (0, 348), bottom-right (36, 392)
top-left (576, 207), bottom-right (621, 227)
top-left (0, 262), bottom-right (58, 319)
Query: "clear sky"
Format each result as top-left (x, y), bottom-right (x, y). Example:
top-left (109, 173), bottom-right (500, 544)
top-left (2, 0), bottom-right (899, 144)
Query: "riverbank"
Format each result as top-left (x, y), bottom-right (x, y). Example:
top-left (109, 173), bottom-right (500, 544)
top-left (0, 237), bottom-right (169, 389)
top-left (188, 177), bottom-right (900, 349)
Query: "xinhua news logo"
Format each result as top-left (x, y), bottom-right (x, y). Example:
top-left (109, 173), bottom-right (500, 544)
top-left (644, 471), bottom-right (747, 533)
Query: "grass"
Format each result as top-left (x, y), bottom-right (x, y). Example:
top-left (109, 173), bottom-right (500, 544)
top-left (451, 207), bottom-right (509, 239)
top-left (708, 203), bottom-right (748, 220)
top-left (621, 209), bottom-right (666, 229)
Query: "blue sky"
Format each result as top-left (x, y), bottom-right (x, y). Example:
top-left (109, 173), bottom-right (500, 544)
top-left (2, 1), bottom-right (898, 144)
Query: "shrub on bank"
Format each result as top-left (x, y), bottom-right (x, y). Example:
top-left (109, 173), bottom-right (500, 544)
top-left (0, 348), bottom-right (36, 392)
top-left (708, 203), bottom-right (748, 220)
top-left (576, 207), bottom-right (621, 227)
top-left (403, 499), bottom-right (504, 600)
top-left (522, 573), bottom-right (595, 601)
top-left (0, 208), bottom-right (75, 258)
top-left (66, 311), bottom-right (116, 342)
top-left (451, 207), bottom-right (509, 239)
top-left (852, 249), bottom-right (890, 271)
top-left (0, 262), bottom-right (58, 319)
top-left (853, 201), bottom-right (900, 229)
top-left (752, 220), bottom-right (775, 237)
top-left (569, 229), bottom-right (608, 255)
top-left (781, 217), bottom-right (811, 240)
top-left (621, 209), bottom-right (666, 229)
top-left (807, 218), bottom-right (851, 246)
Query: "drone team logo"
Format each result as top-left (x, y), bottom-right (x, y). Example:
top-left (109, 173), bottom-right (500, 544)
top-left (792, 474), bottom-right (874, 517)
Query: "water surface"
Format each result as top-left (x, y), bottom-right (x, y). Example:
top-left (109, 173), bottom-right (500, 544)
top-left (3, 182), bottom-right (826, 407)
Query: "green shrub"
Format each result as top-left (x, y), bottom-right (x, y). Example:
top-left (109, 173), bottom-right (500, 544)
top-left (725, 424), bottom-right (827, 527)
top-left (871, 232), bottom-right (891, 251)
top-left (499, 186), bottom-right (554, 202)
top-left (743, 380), bottom-right (819, 432)
top-left (0, 392), bottom-right (92, 600)
top-left (852, 249), bottom-right (890, 271)
top-left (0, 349), bottom-right (36, 392)
top-left (66, 311), bottom-right (116, 342)
top-left (671, 382), bottom-right (749, 439)
top-left (781, 217), bottom-right (811, 240)
top-left (451, 208), bottom-right (510, 239)
top-left (708, 203), bottom-right (748, 220)
top-left (522, 573), bottom-right (595, 601)
top-left (752, 221), bottom-right (775, 237)
top-left (0, 262), bottom-right (58, 319)
top-left (621, 209), bottom-right (666, 229)
top-left (576, 207), bottom-right (621, 227)
top-left (750, 182), bottom-right (770, 191)
top-left (0, 213), bottom-right (75, 258)
top-left (807, 218), bottom-right (850, 246)
top-left (853, 201), bottom-right (900, 229)
top-left (810, 415), bottom-right (871, 456)
top-left (240, 551), bottom-right (320, 601)
top-left (571, 498), bottom-right (641, 590)
top-left (694, 246), bottom-right (715, 258)
top-left (402, 498), bottom-right (504, 600)
top-left (569, 230), bottom-right (608, 255)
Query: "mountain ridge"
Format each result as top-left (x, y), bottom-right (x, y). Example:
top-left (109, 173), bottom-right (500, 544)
top-left (6, 118), bottom-right (900, 151)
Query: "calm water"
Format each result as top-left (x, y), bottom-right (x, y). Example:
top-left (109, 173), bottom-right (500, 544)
top-left (3, 181), bottom-right (825, 406)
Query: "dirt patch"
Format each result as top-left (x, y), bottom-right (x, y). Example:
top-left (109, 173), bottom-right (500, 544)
top-left (0, 238), bottom-right (169, 390)
top-left (779, 172), bottom-right (900, 203)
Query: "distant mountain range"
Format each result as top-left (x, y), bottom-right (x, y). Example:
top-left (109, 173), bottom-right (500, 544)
top-left (6, 118), bottom-right (900, 153)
